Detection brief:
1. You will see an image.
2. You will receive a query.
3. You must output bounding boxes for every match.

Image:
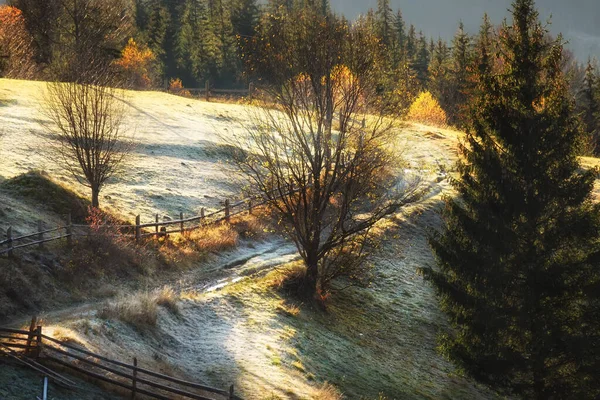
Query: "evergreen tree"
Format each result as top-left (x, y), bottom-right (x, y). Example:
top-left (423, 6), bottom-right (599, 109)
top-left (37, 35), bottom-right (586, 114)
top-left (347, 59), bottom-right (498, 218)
top-left (406, 24), bottom-right (417, 61)
top-left (427, 1), bottom-right (600, 398)
top-left (394, 9), bottom-right (405, 49)
top-left (578, 60), bottom-right (600, 154)
top-left (375, 0), bottom-right (393, 48)
top-left (428, 37), bottom-right (451, 108)
top-left (231, 0), bottom-right (260, 38)
top-left (413, 31), bottom-right (430, 89)
top-left (145, 0), bottom-right (170, 78)
top-left (447, 20), bottom-right (472, 125)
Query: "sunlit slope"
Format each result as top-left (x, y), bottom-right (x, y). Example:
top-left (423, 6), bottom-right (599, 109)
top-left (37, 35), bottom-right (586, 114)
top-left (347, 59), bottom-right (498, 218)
top-left (0, 79), bottom-right (250, 222)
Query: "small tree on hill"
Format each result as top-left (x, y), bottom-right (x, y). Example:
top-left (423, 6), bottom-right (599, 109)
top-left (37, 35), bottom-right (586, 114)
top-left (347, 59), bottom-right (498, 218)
top-left (239, 8), bottom-right (423, 299)
top-left (44, 77), bottom-right (132, 208)
top-left (427, 1), bottom-right (600, 398)
top-left (115, 38), bottom-right (158, 88)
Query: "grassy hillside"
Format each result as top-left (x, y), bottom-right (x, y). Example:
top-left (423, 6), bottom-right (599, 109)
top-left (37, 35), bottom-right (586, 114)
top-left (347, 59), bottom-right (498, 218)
top-left (0, 78), bottom-right (250, 222)
top-left (4, 80), bottom-right (598, 399)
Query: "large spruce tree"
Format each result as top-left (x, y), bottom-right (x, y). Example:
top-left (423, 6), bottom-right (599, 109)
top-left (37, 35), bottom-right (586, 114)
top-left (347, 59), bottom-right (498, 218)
top-left (427, 1), bottom-right (600, 398)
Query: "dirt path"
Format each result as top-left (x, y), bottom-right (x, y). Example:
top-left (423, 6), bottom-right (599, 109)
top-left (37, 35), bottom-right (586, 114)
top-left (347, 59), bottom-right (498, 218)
top-left (3, 238), bottom-right (299, 330)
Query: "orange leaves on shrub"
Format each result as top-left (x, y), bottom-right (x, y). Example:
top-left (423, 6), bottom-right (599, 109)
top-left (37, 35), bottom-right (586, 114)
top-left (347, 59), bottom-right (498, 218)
top-left (115, 38), bottom-right (156, 88)
top-left (168, 78), bottom-right (191, 97)
top-left (407, 91), bottom-right (448, 127)
top-left (0, 5), bottom-right (36, 78)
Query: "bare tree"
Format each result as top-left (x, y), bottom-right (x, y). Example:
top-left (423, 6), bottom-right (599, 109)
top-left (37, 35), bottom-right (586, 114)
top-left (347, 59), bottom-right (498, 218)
top-left (44, 79), bottom-right (131, 208)
top-left (234, 7), bottom-right (424, 298)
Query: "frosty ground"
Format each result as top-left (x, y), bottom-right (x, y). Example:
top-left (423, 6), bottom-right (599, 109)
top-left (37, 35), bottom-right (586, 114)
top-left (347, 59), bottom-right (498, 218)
top-left (0, 78), bottom-right (542, 399)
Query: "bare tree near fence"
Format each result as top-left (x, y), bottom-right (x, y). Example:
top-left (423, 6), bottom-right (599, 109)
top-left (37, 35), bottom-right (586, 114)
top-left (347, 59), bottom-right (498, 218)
top-left (43, 77), bottom-right (133, 208)
top-left (234, 9), bottom-right (425, 299)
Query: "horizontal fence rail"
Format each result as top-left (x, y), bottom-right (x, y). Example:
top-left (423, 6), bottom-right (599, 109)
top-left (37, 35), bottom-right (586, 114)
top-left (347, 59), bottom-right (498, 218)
top-left (0, 186), bottom-right (300, 256)
top-left (0, 323), bottom-right (242, 400)
top-left (167, 81), bottom-right (255, 102)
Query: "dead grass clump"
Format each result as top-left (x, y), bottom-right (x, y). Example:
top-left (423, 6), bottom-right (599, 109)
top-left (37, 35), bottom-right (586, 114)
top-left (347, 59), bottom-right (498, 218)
top-left (156, 285), bottom-right (179, 314)
top-left (192, 222), bottom-right (239, 252)
top-left (276, 300), bottom-right (300, 317)
top-left (313, 382), bottom-right (344, 400)
top-left (229, 214), bottom-right (267, 239)
top-left (271, 262), bottom-right (307, 293)
top-left (98, 291), bottom-right (158, 329)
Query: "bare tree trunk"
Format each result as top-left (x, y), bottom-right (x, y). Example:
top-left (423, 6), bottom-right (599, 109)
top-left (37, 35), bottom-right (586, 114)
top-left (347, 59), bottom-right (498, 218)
top-left (91, 185), bottom-right (100, 208)
top-left (304, 251), bottom-right (320, 297)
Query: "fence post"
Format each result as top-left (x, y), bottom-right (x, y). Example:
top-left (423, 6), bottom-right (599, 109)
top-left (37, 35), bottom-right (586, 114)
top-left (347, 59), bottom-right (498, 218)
top-left (225, 199), bottom-right (230, 222)
top-left (248, 199), bottom-right (253, 215)
top-left (180, 212), bottom-right (184, 233)
top-left (229, 384), bottom-right (234, 400)
top-left (131, 357), bottom-right (137, 400)
top-left (200, 208), bottom-right (205, 226)
top-left (41, 376), bottom-right (48, 400)
top-left (66, 213), bottom-right (72, 246)
top-left (155, 214), bottom-right (159, 236)
top-left (38, 220), bottom-right (44, 249)
top-left (7, 226), bottom-right (12, 257)
top-left (205, 80), bottom-right (210, 102)
top-left (248, 82), bottom-right (254, 99)
top-left (135, 215), bottom-right (141, 242)
top-left (36, 325), bottom-right (42, 359)
top-left (25, 316), bottom-right (36, 354)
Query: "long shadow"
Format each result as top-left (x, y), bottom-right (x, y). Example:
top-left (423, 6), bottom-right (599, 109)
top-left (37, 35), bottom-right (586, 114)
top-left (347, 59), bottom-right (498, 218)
top-left (132, 140), bottom-right (249, 163)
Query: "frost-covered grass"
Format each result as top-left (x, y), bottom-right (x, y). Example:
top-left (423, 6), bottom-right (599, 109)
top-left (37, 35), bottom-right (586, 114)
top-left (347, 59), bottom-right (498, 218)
top-left (0, 78), bottom-right (252, 223)
top-left (29, 119), bottom-right (508, 399)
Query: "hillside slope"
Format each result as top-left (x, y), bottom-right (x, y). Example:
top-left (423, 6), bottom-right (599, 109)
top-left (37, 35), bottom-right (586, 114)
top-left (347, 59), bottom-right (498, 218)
top-left (0, 79), bottom-right (249, 223)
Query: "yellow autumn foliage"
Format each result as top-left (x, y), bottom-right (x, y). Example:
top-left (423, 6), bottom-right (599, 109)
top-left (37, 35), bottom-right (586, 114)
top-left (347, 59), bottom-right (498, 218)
top-left (407, 91), bottom-right (447, 127)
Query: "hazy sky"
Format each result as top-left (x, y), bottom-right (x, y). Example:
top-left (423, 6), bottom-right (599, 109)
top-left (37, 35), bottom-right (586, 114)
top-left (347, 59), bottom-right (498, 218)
top-left (330, 0), bottom-right (600, 60)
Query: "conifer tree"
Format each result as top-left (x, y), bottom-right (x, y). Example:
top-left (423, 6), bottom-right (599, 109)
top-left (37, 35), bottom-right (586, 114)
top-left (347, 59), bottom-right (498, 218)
top-left (447, 20), bottom-right (472, 125)
top-left (413, 31), bottom-right (430, 89)
top-left (375, 0), bottom-right (393, 48)
top-left (428, 37), bottom-right (451, 109)
top-left (405, 24), bottom-right (417, 61)
top-left (578, 60), bottom-right (600, 154)
top-left (394, 9), bottom-right (405, 54)
top-left (428, 1), bottom-right (600, 398)
top-left (231, 0), bottom-right (259, 38)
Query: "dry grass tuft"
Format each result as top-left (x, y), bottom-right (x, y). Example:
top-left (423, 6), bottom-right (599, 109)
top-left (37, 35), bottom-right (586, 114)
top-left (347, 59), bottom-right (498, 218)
top-left (313, 382), bottom-right (344, 400)
top-left (271, 262), bottom-right (307, 290)
top-left (156, 285), bottom-right (179, 314)
top-left (98, 291), bottom-right (158, 329)
top-left (276, 300), bottom-right (300, 317)
top-left (158, 213), bottom-right (269, 266)
top-left (191, 222), bottom-right (239, 252)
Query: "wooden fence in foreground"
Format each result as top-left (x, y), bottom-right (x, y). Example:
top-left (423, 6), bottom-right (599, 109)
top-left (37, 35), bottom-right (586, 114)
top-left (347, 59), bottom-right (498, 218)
top-left (0, 192), bottom-right (269, 257)
top-left (0, 323), bottom-right (241, 400)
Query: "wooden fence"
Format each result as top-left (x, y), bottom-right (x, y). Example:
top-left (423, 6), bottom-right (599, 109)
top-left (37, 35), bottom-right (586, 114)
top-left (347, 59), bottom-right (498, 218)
top-left (0, 187), bottom-right (298, 256)
top-left (168, 81), bottom-right (255, 102)
top-left (0, 322), bottom-right (242, 400)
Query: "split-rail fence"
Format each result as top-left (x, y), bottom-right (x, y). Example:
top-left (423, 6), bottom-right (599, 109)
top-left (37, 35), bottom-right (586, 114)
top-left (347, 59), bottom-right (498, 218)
top-left (0, 320), bottom-right (242, 399)
top-left (0, 191), bottom-right (280, 257)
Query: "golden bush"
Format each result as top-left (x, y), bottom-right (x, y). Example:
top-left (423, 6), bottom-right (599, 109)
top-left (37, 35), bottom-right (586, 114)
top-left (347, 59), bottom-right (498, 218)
top-left (407, 91), bottom-right (447, 127)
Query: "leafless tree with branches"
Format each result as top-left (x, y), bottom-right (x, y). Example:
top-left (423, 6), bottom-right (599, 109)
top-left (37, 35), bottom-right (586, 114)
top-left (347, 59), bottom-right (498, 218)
top-left (44, 78), bottom-right (132, 208)
top-left (232, 8), bottom-right (424, 299)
